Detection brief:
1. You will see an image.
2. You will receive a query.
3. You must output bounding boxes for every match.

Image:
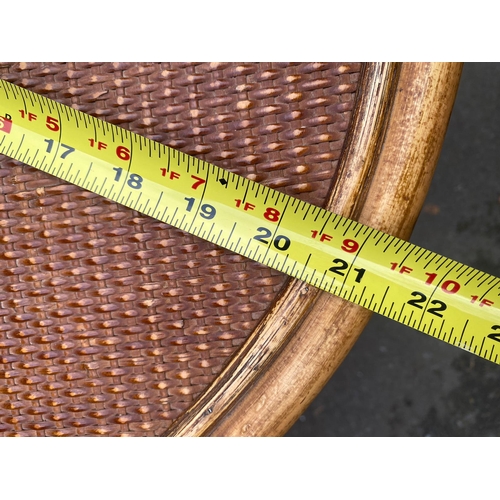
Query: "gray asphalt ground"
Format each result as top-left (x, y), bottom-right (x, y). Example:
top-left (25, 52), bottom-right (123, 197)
top-left (287, 63), bottom-right (500, 437)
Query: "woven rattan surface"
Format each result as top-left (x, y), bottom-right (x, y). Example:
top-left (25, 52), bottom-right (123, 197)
top-left (0, 62), bottom-right (361, 436)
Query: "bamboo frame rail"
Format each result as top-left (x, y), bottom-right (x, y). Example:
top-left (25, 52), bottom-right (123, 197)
top-left (166, 62), bottom-right (463, 436)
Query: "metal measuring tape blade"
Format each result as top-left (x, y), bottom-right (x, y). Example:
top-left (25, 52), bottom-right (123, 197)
top-left (1, 79), bottom-right (499, 365)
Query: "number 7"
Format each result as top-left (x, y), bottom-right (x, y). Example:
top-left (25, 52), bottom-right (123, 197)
top-left (60, 144), bottom-right (75, 158)
top-left (191, 175), bottom-right (206, 190)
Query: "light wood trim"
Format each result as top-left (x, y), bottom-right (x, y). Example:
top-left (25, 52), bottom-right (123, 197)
top-left (165, 62), bottom-right (401, 436)
top-left (205, 63), bottom-right (463, 436)
top-left (166, 63), bottom-right (462, 437)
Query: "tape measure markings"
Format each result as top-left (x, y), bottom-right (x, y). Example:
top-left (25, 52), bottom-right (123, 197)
top-left (0, 79), bottom-right (500, 365)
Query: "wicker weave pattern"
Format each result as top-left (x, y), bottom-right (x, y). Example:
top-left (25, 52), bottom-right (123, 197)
top-left (0, 62), bottom-right (360, 436)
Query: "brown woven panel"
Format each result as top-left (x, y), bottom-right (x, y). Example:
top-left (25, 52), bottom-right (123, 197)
top-left (0, 62), bottom-right (361, 436)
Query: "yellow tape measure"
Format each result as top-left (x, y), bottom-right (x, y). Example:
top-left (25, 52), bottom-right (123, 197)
top-left (1, 79), bottom-right (499, 366)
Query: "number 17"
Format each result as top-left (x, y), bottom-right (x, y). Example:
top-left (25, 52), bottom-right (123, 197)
top-left (44, 139), bottom-right (74, 158)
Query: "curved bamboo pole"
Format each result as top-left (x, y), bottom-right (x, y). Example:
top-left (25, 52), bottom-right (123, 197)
top-left (166, 62), bottom-right (463, 437)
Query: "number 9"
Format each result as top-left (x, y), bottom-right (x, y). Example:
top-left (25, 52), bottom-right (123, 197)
top-left (341, 239), bottom-right (359, 253)
top-left (200, 204), bottom-right (216, 220)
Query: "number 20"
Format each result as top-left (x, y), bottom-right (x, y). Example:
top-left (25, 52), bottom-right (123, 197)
top-left (253, 227), bottom-right (290, 251)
